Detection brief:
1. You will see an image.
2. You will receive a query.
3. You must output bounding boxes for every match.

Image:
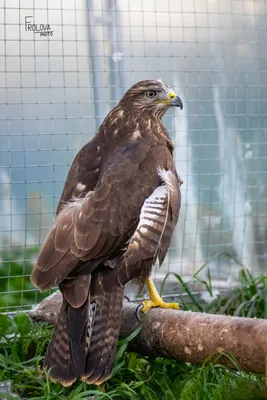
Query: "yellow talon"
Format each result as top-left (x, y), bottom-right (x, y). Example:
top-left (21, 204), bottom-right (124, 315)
top-left (141, 276), bottom-right (179, 313)
top-left (141, 299), bottom-right (179, 312)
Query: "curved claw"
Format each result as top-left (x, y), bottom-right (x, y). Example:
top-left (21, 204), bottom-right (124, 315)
top-left (135, 303), bottom-right (145, 322)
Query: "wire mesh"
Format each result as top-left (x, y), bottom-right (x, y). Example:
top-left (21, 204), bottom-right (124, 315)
top-left (0, 0), bottom-right (267, 312)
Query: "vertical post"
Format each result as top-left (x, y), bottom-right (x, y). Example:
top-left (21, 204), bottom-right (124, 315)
top-left (86, 0), bottom-right (107, 130)
top-left (87, 0), bottom-right (125, 127)
top-left (106, 0), bottom-right (125, 108)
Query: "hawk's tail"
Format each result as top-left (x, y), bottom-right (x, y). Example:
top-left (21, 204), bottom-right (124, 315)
top-left (44, 267), bottom-right (124, 387)
top-left (44, 294), bottom-right (89, 387)
top-left (82, 267), bottom-right (124, 385)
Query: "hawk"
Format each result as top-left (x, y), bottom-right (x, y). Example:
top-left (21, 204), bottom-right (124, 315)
top-left (30, 79), bottom-right (183, 386)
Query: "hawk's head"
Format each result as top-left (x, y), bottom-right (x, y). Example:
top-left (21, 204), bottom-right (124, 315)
top-left (120, 79), bottom-right (183, 118)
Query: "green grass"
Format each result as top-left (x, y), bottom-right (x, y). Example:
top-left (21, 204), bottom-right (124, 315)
top-left (1, 251), bottom-right (267, 399)
top-left (160, 264), bottom-right (267, 319)
top-left (0, 246), bottom-right (48, 312)
top-left (0, 311), bottom-right (266, 400)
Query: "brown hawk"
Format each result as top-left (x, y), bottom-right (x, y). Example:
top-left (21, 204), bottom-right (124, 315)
top-left (30, 79), bottom-right (183, 386)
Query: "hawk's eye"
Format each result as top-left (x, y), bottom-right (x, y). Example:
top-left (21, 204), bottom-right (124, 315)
top-left (145, 90), bottom-right (157, 98)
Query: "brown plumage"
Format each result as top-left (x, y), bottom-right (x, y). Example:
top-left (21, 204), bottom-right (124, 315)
top-left (30, 79), bottom-right (183, 386)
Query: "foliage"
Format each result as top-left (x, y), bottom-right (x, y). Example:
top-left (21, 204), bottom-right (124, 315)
top-left (160, 252), bottom-right (267, 319)
top-left (0, 246), bottom-right (48, 312)
top-left (0, 311), bottom-right (266, 400)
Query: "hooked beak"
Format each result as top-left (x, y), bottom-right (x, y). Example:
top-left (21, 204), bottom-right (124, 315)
top-left (168, 91), bottom-right (183, 109)
top-left (155, 91), bottom-right (183, 110)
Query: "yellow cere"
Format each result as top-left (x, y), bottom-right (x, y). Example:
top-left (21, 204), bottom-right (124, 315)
top-left (154, 91), bottom-right (177, 104)
top-left (168, 91), bottom-right (176, 99)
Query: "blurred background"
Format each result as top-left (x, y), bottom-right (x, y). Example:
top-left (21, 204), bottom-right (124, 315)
top-left (0, 0), bottom-right (267, 311)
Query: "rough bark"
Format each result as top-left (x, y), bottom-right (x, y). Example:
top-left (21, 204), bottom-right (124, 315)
top-left (29, 290), bottom-right (267, 374)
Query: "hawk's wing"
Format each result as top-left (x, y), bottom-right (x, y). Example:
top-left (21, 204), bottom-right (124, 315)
top-left (124, 168), bottom-right (180, 264)
top-left (31, 140), bottom-right (154, 291)
top-left (56, 136), bottom-right (101, 214)
top-left (119, 167), bottom-right (181, 285)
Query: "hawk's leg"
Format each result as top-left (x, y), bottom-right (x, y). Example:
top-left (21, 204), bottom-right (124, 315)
top-left (141, 276), bottom-right (179, 312)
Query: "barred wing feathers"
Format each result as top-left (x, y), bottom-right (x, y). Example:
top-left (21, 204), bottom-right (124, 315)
top-left (124, 168), bottom-right (181, 268)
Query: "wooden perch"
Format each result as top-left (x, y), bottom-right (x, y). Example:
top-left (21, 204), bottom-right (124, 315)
top-left (29, 291), bottom-right (267, 374)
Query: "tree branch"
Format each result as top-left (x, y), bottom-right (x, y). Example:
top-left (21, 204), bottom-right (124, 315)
top-left (29, 290), bottom-right (267, 374)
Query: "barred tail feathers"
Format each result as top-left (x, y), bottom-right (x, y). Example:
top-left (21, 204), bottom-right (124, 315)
top-left (44, 267), bottom-right (124, 386)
